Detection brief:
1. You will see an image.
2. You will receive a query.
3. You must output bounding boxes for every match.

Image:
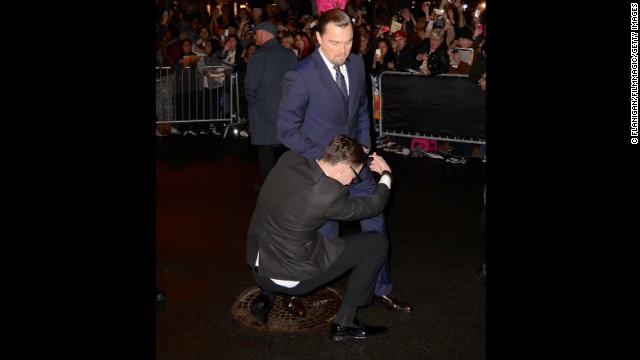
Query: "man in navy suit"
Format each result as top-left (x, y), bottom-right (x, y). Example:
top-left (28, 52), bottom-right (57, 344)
top-left (247, 135), bottom-right (393, 340)
top-left (277, 8), bottom-right (412, 313)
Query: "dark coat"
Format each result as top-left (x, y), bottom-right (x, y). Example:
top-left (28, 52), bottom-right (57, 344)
top-left (426, 43), bottom-right (450, 77)
top-left (245, 38), bottom-right (298, 145)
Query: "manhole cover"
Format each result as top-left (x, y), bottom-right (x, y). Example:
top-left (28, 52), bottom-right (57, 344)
top-left (233, 286), bottom-right (342, 332)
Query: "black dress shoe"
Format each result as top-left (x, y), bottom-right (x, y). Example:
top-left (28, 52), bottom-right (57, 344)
top-left (372, 293), bottom-right (413, 312)
top-left (286, 296), bottom-right (306, 317)
top-left (329, 318), bottom-right (387, 341)
top-left (250, 294), bottom-right (272, 324)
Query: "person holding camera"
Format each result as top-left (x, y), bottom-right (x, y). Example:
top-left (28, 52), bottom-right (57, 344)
top-left (371, 37), bottom-right (395, 79)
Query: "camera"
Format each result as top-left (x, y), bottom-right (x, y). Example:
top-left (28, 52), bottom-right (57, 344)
top-left (474, 10), bottom-right (481, 17)
top-left (396, 11), bottom-right (404, 22)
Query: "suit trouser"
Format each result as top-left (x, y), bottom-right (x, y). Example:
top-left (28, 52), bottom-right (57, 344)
top-left (317, 166), bottom-right (393, 296)
top-left (252, 231), bottom-right (388, 308)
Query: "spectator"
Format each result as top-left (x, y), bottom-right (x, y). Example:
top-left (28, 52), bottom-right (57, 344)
top-left (217, 4), bottom-right (238, 29)
top-left (371, 37), bottom-right (395, 79)
top-left (294, 31), bottom-right (314, 60)
top-left (417, 28), bottom-right (449, 77)
top-left (391, 30), bottom-right (417, 71)
top-left (173, 38), bottom-right (203, 135)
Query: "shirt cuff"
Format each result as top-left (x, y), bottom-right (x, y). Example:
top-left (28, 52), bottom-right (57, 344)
top-left (380, 175), bottom-right (391, 189)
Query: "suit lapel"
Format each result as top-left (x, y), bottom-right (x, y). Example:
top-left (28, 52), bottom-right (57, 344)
top-left (345, 56), bottom-right (357, 118)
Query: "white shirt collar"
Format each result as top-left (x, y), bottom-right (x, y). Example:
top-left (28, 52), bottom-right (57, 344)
top-left (318, 47), bottom-right (349, 92)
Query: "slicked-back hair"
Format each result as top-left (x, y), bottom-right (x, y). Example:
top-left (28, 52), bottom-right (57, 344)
top-left (316, 8), bottom-right (353, 36)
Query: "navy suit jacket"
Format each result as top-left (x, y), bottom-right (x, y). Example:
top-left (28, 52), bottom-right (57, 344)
top-left (277, 48), bottom-right (371, 160)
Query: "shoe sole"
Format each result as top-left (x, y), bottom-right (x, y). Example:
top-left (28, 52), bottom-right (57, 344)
top-left (372, 301), bottom-right (413, 313)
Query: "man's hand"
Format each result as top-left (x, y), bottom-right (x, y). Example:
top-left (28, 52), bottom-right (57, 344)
top-left (368, 152), bottom-right (391, 175)
top-left (422, 2), bottom-right (429, 15)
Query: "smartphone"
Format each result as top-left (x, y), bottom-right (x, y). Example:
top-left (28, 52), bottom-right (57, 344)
top-left (381, 25), bottom-right (390, 32)
top-left (474, 10), bottom-right (481, 17)
top-left (352, 17), bottom-right (356, 23)
top-left (476, 23), bottom-right (483, 32)
top-left (461, 4), bottom-right (468, 9)
top-left (224, 29), bottom-right (229, 36)
top-left (375, 49), bottom-right (381, 57)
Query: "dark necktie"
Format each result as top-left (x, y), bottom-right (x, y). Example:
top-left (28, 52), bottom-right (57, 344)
top-left (333, 65), bottom-right (349, 106)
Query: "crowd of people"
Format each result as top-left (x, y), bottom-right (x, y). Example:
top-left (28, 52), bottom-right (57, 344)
top-left (155, 0), bottom-right (486, 134)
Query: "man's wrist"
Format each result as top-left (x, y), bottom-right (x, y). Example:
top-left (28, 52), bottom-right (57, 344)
top-left (381, 170), bottom-right (393, 181)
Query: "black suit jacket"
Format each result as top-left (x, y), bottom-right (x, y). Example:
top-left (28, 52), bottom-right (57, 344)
top-left (246, 151), bottom-right (390, 282)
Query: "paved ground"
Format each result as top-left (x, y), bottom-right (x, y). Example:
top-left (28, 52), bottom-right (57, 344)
top-left (155, 133), bottom-right (486, 360)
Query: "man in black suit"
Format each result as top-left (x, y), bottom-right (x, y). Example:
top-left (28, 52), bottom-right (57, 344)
top-left (246, 135), bottom-right (394, 340)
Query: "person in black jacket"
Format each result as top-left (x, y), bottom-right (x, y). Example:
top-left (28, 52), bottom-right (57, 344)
top-left (245, 21), bottom-right (298, 191)
top-left (247, 135), bottom-right (393, 341)
top-left (391, 30), bottom-right (417, 71)
top-left (417, 27), bottom-right (449, 77)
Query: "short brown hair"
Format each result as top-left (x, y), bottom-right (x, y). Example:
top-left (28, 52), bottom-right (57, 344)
top-left (322, 135), bottom-right (367, 167)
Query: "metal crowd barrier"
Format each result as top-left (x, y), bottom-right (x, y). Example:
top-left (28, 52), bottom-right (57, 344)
top-left (374, 71), bottom-right (485, 145)
top-left (155, 66), bottom-right (246, 137)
